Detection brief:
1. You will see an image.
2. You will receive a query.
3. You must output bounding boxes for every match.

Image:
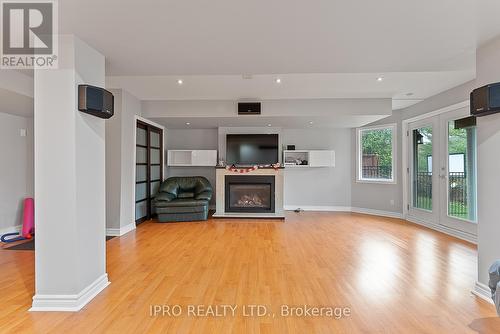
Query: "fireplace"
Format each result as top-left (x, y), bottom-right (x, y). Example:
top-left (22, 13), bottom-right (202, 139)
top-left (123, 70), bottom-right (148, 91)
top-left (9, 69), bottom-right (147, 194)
top-left (225, 175), bottom-right (275, 213)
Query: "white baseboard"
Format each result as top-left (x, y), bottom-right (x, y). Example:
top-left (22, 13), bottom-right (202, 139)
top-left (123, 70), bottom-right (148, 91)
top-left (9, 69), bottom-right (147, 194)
top-left (283, 205), bottom-right (476, 244)
top-left (284, 206), bottom-right (478, 244)
top-left (106, 221), bottom-right (136, 237)
top-left (406, 216), bottom-right (477, 244)
top-left (273, 205), bottom-right (477, 244)
top-left (284, 205), bottom-right (403, 220)
top-left (472, 281), bottom-right (494, 305)
top-left (351, 207), bottom-right (403, 219)
top-left (284, 205), bottom-right (352, 212)
top-left (30, 273), bottom-right (110, 312)
top-left (0, 224), bottom-right (22, 236)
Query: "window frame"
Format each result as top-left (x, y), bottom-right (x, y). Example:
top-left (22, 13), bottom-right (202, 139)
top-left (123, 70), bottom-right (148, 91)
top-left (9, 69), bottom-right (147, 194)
top-left (356, 123), bottom-right (397, 184)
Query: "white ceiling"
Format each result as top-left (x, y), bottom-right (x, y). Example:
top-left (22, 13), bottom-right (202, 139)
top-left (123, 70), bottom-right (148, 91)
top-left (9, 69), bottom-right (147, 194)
top-left (149, 115), bottom-right (385, 130)
top-left (106, 70), bottom-right (475, 110)
top-left (59, 0), bottom-right (500, 76)
top-left (57, 0), bottom-right (500, 111)
top-left (4, 1), bottom-right (498, 122)
top-left (0, 88), bottom-right (34, 117)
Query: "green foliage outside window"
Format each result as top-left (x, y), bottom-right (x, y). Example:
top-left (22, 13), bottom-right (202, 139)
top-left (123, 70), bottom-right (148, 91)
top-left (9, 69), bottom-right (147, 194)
top-left (415, 124), bottom-right (467, 173)
top-left (361, 128), bottom-right (393, 168)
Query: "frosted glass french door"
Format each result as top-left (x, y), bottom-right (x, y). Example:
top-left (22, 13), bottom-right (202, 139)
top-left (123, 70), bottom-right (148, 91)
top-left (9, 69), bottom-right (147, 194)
top-left (407, 107), bottom-right (477, 236)
top-left (135, 121), bottom-right (163, 223)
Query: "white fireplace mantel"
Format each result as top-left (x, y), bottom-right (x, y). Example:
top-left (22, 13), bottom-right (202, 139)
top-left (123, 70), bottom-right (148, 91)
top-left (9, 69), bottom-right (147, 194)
top-left (213, 168), bottom-right (285, 218)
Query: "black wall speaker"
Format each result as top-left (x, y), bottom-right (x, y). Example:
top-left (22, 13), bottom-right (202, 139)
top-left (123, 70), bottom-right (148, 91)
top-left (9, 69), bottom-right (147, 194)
top-left (78, 85), bottom-right (114, 119)
top-left (238, 102), bottom-right (261, 115)
top-left (470, 82), bottom-right (500, 117)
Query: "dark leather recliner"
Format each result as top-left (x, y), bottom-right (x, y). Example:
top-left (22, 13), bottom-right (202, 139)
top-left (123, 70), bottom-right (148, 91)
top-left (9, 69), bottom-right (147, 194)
top-left (153, 176), bottom-right (213, 222)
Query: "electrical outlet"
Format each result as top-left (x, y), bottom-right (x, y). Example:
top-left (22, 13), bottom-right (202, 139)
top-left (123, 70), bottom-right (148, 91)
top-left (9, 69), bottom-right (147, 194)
top-left (390, 199), bottom-right (395, 206)
top-left (20, 129), bottom-right (27, 137)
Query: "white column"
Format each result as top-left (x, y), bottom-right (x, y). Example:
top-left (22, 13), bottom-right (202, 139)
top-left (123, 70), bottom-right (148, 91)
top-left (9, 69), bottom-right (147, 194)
top-left (32, 35), bottom-right (109, 311)
top-left (475, 35), bottom-right (500, 300)
top-left (105, 89), bottom-right (142, 236)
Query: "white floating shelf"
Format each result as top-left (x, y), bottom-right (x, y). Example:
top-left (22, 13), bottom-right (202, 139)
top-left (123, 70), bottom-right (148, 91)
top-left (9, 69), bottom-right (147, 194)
top-left (167, 150), bottom-right (217, 167)
top-left (283, 150), bottom-right (335, 168)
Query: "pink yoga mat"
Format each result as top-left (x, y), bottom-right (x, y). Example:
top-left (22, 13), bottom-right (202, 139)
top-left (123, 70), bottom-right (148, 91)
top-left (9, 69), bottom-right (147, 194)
top-left (21, 198), bottom-right (34, 238)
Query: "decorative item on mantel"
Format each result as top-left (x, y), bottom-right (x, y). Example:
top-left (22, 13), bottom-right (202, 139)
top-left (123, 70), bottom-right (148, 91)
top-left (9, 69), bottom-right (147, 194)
top-left (225, 163), bottom-right (281, 174)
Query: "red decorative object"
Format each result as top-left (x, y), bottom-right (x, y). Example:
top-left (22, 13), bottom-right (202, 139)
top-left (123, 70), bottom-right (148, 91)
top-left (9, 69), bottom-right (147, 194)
top-left (225, 163), bottom-right (281, 173)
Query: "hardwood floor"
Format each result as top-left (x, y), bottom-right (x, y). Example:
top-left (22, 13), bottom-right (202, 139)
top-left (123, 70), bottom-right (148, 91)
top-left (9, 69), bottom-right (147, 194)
top-left (0, 212), bottom-right (498, 333)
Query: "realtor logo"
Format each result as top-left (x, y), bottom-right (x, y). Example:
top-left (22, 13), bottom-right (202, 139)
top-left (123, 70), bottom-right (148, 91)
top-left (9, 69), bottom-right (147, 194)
top-left (1, 0), bottom-right (58, 68)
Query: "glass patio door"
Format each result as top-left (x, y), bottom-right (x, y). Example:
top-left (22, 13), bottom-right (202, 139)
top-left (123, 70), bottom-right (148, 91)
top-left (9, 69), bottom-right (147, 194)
top-left (408, 118), bottom-right (440, 224)
top-left (407, 106), bottom-right (477, 237)
top-left (438, 108), bottom-right (477, 235)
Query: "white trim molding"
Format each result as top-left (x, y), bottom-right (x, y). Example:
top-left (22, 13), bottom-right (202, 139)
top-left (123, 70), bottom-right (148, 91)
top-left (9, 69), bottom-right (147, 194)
top-left (404, 100), bottom-right (470, 124)
top-left (351, 207), bottom-right (403, 219)
top-left (356, 123), bottom-right (397, 185)
top-left (472, 281), bottom-right (494, 305)
top-left (30, 274), bottom-right (110, 312)
top-left (284, 205), bottom-right (352, 212)
top-left (106, 222), bottom-right (136, 237)
top-left (402, 100), bottom-right (470, 219)
top-left (406, 216), bottom-right (477, 244)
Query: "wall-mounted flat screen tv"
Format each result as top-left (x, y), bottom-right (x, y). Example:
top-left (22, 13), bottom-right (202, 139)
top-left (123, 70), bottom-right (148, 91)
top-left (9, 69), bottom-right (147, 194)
top-left (226, 134), bottom-right (279, 165)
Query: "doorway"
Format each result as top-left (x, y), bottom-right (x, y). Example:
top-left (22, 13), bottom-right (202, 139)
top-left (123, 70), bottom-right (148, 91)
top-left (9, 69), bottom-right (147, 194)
top-left (135, 120), bottom-right (163, 224)
top-left (406, 105), bottom-right (477, 239)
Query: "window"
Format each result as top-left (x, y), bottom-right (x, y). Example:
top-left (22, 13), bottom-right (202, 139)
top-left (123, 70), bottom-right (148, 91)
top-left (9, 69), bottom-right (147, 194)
top-left (357, 124), bottom-right (396, 183)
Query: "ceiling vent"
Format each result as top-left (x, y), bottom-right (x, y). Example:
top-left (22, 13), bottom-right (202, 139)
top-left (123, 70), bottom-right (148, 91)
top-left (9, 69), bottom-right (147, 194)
top-left (238, 102), bottom-right (261, 115)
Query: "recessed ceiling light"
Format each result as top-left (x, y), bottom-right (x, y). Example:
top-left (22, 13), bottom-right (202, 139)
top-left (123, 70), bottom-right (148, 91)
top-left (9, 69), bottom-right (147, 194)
top-left (186, 122), bottom-right (190, 125)
top-left (267, 124), bottom-right (272, 127)
top-left (275, 78), bottom-right (281, 84)
top-left (376, 77), bottom-right (384, 82)
top-left (177, 79), bottom-right (183, 85)
top-left (309, 121), bottom-right (314, 124)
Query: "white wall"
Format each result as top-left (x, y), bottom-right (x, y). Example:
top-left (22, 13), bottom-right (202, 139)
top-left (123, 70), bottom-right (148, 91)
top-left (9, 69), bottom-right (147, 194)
top-left (73, 37), bottom-right (107, 293)
top-left (0, 88), bottom-right (33, 118)
top-left (142, 99), bottom-right (391, 119)
top-left (165, 129), bottom-right (218, 206)
top-left (350, 113), bottom-right (403, 214)
top-left (106, 90), bottom-right (123, 230)
top-left (106, 89), bottom-right (142, 232)
top-left (283, 128), bottom-right (351, 208)
top-left (164, 126), bottom-right (351, 208)
top-left (0, 112), bottom-right (33, 233)
top-left (476, 36), bottom-right (500, 286)
top-left (0, 70), bottom-right (33, 98)
top-left (121, 91), bottom-right (142, 228)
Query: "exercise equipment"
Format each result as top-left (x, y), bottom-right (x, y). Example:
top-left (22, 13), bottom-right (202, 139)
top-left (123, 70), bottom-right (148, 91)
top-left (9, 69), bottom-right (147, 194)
top-left (1, 198), bottom-right (34, 243)
top-left (489, 261), bottom-right (500, 316)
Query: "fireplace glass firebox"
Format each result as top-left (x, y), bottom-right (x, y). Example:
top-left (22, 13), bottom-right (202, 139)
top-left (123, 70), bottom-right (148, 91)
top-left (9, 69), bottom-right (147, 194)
top-left (225, 175), bottom-right (275, 213)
